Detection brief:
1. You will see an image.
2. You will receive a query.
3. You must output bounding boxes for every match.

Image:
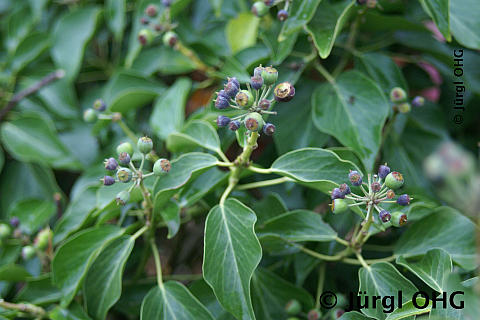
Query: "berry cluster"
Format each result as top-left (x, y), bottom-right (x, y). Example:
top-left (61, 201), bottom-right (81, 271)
top-left (137, 2), bottom-right (178, 47)
top-left (329, 164), bottom-right (412, 228)
top-left (251, 0), bottom-right (290, 22)
top-left (102, 137), bottom-right (171, 206)
top-left (0, 219), bottom-right (52, 261)
top-left (389, 87), bottom-right (425, 114)
top-left (214, 65), bottom-right (295, 136)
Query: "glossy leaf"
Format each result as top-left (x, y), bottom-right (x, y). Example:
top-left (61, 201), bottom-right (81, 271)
top-left (10, 32), bottom-right (50, 73)
top-left (15, 274), bottom-right (62, 305)
top-left (278, 0), bottom-right (322, 41)
top-left (450, 0), bottom-right (480, 50)
top-left (51, 6), bottom-right (101, 80)
top-left (226, 12), bottom-right (259, 54)
top-left (385, 298), bottom-right (432, 320)
top-left (0, 264), bottom-right (31, 282)
top-left (252, 193), bottom-right (287, 225)
top-left (420, 0), bottom-right (450, 41)
top-left (52, 226), bottom-right (123, 305)
top-left (311, 71), bottom-right (390, 170)
top-left (140, 281), bottom-right (214, 320)
top-left (167, 120), bottom-right (221, 154)
top-left (257, 210), bottom-right (337, 242)
top-left (84, 236), bottom-right (134, 320)
top-left (150, 78), bottom-right (192, 140)
top-left (203, 199), bottom-right (262, 320)
top-left (154, 199), bottom-right (180, 239)
top-left (396, 248), bottom-right (452, 293)
top-left (0, 115), bottom-right (82, 170)
top-left (7, 198), bottom-right (55, 235)
top-left (179, 168), bottom-right (228, 208)
top-left (358, 262), bottom-right (418, 320)
top-left (251, 268), bottom-right (314, 320)
top-left (105, 0), bottom-right (125, 41)
top-left (395, 207), bottom-right (476, 270)
top-left (269, 147), bottom-right (360, 192)
top-left (306, 0), bottom-right (356, 59)
top-left (132, 46), bottom-right (196, 76)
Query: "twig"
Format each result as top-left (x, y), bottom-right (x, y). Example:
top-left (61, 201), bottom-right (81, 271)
top-left (0, 70), bottom-right (65, 121)
top-left (0, 299), bottom-right (46, 318)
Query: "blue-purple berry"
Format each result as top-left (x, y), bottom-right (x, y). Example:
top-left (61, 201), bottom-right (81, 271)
top-left (397, 194), bottom-right (410, 206)
top-left (216, 115), bottom-right (231, 127)
top-left (250, 76), bottom-right (264, 90)
top-left (229, 120), bottom-right (241, 131)
top-left (224, 80), bottom-right (239, 98)
top-left (215, 95), bottom-right (230, 109)
top-left (103, 176), bottom-right (115, 186)
top-left (379, 210), bottom-right (391, 223)
top-left (162, 0), bottom-right (172, 6)
top-left (263, 122), bottom-right (275, 136)
top-left (378, 165), bottom-right (390, 179)
top-left (277, 9), bottom-right (288, 21)
top-left (348, 170), bottom-right (362, 186)
top-left (412, 96), bottom-right (425, 107)
top-left (254, 66), bottom-right (264, 78)
top-left (331, 188), bottom-right (345, 200)
top-left (93, 98), bottom-right (106, 112)
top-left (118, 152), bottom-right (131, 165)
top-left (339, 183), bottom-right (351, 195)
top-left (10, 217), bottom-right (20, 228)
top-left (104, 157), bottom-right (118, 171)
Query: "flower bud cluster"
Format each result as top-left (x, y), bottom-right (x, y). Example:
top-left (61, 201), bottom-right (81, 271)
top-left (329, 164), bottom-right (412, 228)
top-left (389, 87), bottom-right (425, 114)
top-left (102, 138), bottom-right (171, 206)
top-left (213, 65), bottom-right (295, 137)
top-left (137, 2), bottom-right (178, 47)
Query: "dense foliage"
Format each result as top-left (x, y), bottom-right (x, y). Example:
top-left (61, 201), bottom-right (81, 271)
top-left (0, 0), bottom-right (479, 320)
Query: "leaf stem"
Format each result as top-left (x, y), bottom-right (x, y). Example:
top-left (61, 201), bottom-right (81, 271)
top-left (354, 251), bottom-right (370, 269)
top-left (150, 238), bottom-right (164, 288)
top-left (0, 300), bottom-right (46, 318)
top-left (314, 61), bottom-right (335, 84)
top-left (335, 236), bottom-right (350, 247)
top-left (116, 118), bottom-right (138, 144)
top-left (315, 263), bottom-right (326, 309)
top-left (131, 225), bottom-right (148, 240)
top-left (236, 177), bottom-right (292, 190)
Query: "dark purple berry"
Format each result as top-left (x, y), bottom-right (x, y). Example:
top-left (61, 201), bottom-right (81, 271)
top-left (371, 181), bottom-right (381, 192)
top-left (93, 98), bottom-right (106, 112)
top-left (228, 120), bottom-right (241, 131)
top-left (103, 176), bottom-right (115, 186)
top-left (339, 183), bottom-right (351, 195)
top-left (378, 164), bottom-right (390, 179)
top-left (118, 152), bottom-right (131, 165)
top-left (379, 210), bottom-right (391, 223)
top-left (216, 115), bottom-right (231, 127)
top-left (217, 89), bottom-right (229, 99)
top-left (258, 99), bottom-right (271, 110)
top-left (348, 170), bottom-right (362, 186)
top-left (10, 216), bottom-right (20, 228)
top-left (162, 0), bottom-right (172, 6)
top-left (250, 76), bottom-right (263, 90)
top-left (263, 123), bottom-right (275, 136)
top-left (104, 157), bottom-right (118, 171)
top-left (215, 95), bottom-right (230, 109)
top-left (277, 9), bottom-right (288, 21)
top-left (224, 79), bottom-right (239, 98)
top-left (397, 194), bottom-right (410, 206)
top-left (331, 188), bottom-right (345, 200)
top-left (140, 17), bottom-right (149, 25)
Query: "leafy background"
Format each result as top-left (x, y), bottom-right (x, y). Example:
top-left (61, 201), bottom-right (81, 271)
top-left (0, 0), bottom-right (479, 319)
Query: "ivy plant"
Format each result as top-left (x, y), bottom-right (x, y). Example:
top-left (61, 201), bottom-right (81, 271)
top-left (0, 0), bottom-right (479, 320)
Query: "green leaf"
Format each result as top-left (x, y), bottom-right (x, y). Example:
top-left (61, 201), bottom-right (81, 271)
top-left (15, 275), bottom-right (62, 305)
top-left (154, 199), bottom-right (180, 239)
top-left (190, 280), bottom-right (236, 320)
top-left (104, 70), bottom-right (165, 113)
top-left (52, 226), bottom-right (123, 305)
top-left (394, 207), bottom-right (476, 271)
top-left (385, 298), bottom-right (432, 320)
top-left (420, 0), bottom-right (451, 41)
top-left (306, 0), bottom-right (356, 59)
top-left (51, 6), bottom-right (101, 81)
top-left (153, 153), bottom-right (218, 208)
top-left (0, 264), bottom-right (31, 282)
top-left (150, 78), bottom-right (192, 140)
top-left (278, 0), bottom-right (322, 41)
top-left (10, 32), bottom-right (50, 73)
top-left (0, 115), bottom-right (82, 170)
top-left (7, 198), bottom-right (55, 235)
top-left (269, 148), bottom-right (360, 193)
top-left (252, 193), bottom-right (287, 225)
top-left (167, 120), bottom-right (221, 154)
top-left (252, 268), bottom-right (314, 320)
top-left (355, 52), bottom-right (408, 96)
top-left (132, 46), bottom-right (196, 76)
top-left (35, 76), bottom-right (79, 119)
top-left (140, 281), bottom-right (214, 320)
top-left (226, 12), bottom-right (259, 54)
top-left (203, 199), bottom-right (262, 320)
top-left (396, 248), bottom-right (452, 293)
top-left (6, 5), bottom-right (33, 54)
top-left (358, 262), bottom-right (418, 320)
top-left (311, 71), bottom-right (390, 171)
top-left (49, 302), bottom-right (93, 320)
top-left (105, 0), bottom-right (125, 41)
top-left (257, 210), bottom-right (337, 242)
top-left (84, 236), bottom-right (134, 320)
top-left (339, 311), bottom-right (374, 320)
top-left (179, 168), bottom-right (229, 208)
top-left (450, 0), bottom-right (480, 50)
top-left (260, 24), bottom-right (298, 65)
top-left (209, 0), bottom-right (223, 17)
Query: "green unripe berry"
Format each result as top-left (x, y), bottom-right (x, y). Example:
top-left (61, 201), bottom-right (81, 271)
top-left (163, 31), bottom-right (178, 47)
top-left (83, 108), bottom-right (97, 123)
top-left (261, 66), bottom-right (278, 85)
top-left (138, 28), bottom-right (154, 46)
top-left (35, 228), bottom-right (52, 250)
top-left (285, 299), bottom-right (301, 315)
top-left (391, 211), bottom-right (407, 227)
top-left (389, 87), bottom-right (407, 103)
top-left (137, 136), bottom-right (153, 154)
top-left (116, 168), bottom-right (133, 183)
top-left (397, 102), bottom-right (411, 113)
top-left (331, 198), bottom-right (348, 214)
top-left (153, 158), bottom-right (171, 175)
top-left (251, 1), bottom-right (269, 17)
top-left (0, 224), bottom-right (11, 239)
top-left (22, 245), bottom-right (36, 260)
top-left (116, 142), bottom-right (134, 157)
top-left (235, 90), bottom-right (254, 108)
top-left (244, 112), bottom-right (264, 132)
top-left (116, 190), bottom-right (130, 206)
top-left (385, 171), bottom-right (404, 189)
